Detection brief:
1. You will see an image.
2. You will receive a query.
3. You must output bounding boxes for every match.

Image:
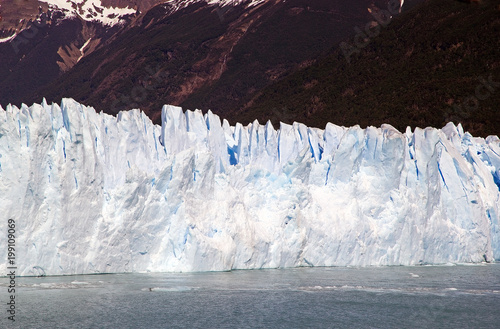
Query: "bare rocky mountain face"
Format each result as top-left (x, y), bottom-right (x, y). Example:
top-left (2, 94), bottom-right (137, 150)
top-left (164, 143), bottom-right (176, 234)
top-left (1, 0), bottom-right (414, 126)
top-left (0, 0), bottom-right (165, 68)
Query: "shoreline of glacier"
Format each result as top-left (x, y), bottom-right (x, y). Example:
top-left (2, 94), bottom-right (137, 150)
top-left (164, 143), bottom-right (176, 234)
top-left (0, 262), bottom-right (496, 278)
top-left (0, 98), bottom-right (499, 276)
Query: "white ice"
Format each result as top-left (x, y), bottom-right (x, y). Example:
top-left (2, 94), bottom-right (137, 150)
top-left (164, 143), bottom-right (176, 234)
top-left (40, 1), bottom-right (136, 26)
top-left (0, 99), bottom-right (499, 276)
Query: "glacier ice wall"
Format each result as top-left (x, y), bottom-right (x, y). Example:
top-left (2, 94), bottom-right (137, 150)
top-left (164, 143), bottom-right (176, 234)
top-left (0, 99), bottom-right (499, 275)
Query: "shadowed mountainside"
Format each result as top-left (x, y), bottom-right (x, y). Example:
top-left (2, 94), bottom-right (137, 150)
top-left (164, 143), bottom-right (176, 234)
top-left (2, 0), bottom-right (496, 137)
top-left (243, 0), bottom-right (500, 137)
top-left (2, 0), bottom-right (397, 124)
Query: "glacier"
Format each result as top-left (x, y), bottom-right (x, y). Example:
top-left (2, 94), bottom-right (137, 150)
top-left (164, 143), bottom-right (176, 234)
top-left (0, 98), bottom-right (499, 276)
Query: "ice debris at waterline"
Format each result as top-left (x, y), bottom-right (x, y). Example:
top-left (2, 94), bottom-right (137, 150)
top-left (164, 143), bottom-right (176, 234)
top-left (0, 99), bottom-right (499, 276)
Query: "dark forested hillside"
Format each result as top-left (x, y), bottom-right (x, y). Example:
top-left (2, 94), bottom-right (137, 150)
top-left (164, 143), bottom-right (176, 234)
top-left (3, 0), bottom-right (496, 137)
top-left (1, 0), bottom-right (400, 124)
top-left (243, 0), bottom-right (500, 137)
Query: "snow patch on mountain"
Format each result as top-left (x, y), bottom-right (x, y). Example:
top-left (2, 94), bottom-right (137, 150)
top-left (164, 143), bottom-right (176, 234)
top-left (0, 34), bottom-right (17, 44)
top-left (38, 0), bottom-right (267, 26)
top-left (40, 0), bottom-right (136, 26)
top-left (0, 99), bottom-right (499, 276)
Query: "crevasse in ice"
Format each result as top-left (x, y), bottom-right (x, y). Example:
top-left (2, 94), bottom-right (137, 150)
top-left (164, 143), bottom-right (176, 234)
top-left (0, 99), bottom-right (499, 275)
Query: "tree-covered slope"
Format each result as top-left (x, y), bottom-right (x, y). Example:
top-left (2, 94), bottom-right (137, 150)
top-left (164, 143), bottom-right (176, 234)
top-left (243, 0), bottom-right (500, 137)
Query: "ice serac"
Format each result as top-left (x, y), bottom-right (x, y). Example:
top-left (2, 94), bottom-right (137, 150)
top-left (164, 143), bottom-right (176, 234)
top-left (0, 99), bottom-right (499, 276)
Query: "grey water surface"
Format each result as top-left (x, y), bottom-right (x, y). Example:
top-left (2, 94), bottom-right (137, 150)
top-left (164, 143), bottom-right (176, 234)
top-left (1, 264), bottom-right (499, 328)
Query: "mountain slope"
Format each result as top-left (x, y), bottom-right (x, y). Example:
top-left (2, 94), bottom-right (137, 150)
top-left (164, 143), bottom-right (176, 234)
top-left (244, 0), bottom-right (500, 137)
top-left (0, 0), bottom-right (142, 110)
top-left (1, 0), bottom-right (404, 124)
top-left (0, 0), bottom-right (179, 110)
top-left (0, 11), bottom-right (123, 106)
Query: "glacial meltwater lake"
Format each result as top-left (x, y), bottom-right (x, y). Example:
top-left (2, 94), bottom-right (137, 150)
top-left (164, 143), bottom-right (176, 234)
top-left (1, 264), bottom-right (499, 328)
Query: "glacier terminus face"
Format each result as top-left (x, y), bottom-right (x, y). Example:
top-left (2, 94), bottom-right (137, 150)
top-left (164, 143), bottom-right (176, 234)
top-left (0, 99), bottom-right (499, 276)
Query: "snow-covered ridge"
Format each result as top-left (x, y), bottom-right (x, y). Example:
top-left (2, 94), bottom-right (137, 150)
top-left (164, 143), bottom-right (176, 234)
top-left (0, 99), bottom-right (499, 276)
top-left (39, 0), bottom-right (267, 26)
top-left (40, 0), bottom-right (136, 26)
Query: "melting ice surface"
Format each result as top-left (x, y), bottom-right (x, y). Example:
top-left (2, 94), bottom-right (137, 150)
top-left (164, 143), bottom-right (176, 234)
top-left (0, 98), bottom-right (499, 276)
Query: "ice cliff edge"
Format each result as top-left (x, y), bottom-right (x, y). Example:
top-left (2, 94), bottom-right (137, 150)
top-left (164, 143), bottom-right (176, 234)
top-left (0, 98), bottom-right (499, 275)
